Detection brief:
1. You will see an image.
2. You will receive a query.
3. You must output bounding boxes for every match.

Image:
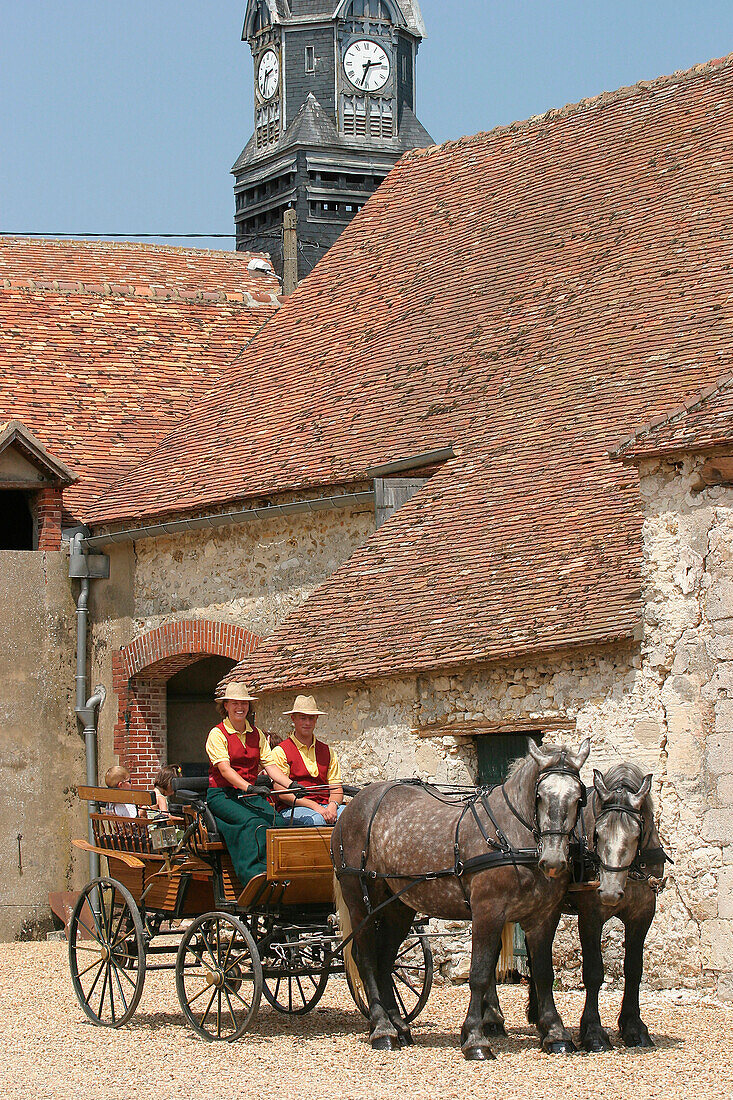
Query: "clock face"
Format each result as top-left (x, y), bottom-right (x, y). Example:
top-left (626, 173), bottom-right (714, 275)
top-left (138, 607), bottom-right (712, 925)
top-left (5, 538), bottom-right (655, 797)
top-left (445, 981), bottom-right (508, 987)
top-left (343, 39), bottom-right (391, 92)
top-left (258, 49), bottom-right (279, 100)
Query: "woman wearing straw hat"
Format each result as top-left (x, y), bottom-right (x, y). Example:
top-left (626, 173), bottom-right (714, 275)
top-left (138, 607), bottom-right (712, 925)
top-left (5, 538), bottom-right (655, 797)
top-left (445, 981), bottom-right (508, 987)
top-left (205, 682), bottom-right (293, 884)
top-left (271, 695), bottom-right (345, 827)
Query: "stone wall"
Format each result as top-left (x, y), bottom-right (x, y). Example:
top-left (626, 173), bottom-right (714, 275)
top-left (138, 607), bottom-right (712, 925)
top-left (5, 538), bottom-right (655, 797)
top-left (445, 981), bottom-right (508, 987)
top-left (0, 550), bottom-right (86, 939)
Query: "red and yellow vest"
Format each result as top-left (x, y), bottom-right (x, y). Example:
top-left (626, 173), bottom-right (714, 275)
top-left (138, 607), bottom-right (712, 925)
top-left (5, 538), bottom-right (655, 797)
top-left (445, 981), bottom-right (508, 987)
top-left (208, 722), bottom-right (262, 789)
top-left (280, 736), bottom-right (332, 805)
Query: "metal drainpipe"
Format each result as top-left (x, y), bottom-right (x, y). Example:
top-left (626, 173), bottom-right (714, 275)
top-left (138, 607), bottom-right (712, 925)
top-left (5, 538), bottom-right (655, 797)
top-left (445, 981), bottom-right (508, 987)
top-left (71, 533), bottom-right (105, 880)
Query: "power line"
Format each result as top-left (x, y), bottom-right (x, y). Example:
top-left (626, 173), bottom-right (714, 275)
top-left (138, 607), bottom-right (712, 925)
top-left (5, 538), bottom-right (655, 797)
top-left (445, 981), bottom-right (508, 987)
top-left (1, 229), bottom-right (330, 249)
top-left (1, 231), bottom-right (237, 239)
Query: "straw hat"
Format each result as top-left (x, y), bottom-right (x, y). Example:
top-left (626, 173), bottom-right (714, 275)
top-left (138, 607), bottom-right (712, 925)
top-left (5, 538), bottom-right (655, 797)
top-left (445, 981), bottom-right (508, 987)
top-left (221, 682), bottom-right (258, 702)
top-left (284, 694), bottom-right (325, 716)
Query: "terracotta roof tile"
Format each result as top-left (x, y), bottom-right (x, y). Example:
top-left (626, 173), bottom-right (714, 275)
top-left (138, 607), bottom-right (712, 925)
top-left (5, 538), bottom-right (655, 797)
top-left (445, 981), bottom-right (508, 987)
top-left (0, 239), bottom-right (280, 518)
top-left (91, 54), bottom-right (733, 686)
top-left (614, 374), bottom-right (733, 461)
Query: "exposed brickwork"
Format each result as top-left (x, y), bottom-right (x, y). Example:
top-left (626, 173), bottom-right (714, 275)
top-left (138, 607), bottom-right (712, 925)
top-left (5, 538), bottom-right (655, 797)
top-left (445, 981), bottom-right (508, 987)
top-left (36, 487), bottom-right (62, 552)
top-left (111, 620), bottom-right (260, 785)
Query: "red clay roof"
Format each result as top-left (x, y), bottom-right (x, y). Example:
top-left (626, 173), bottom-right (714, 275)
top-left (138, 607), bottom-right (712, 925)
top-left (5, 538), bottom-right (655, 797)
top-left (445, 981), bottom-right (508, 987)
top-left (96, 55), bottom-right (733, 687)
top-left (0, 239), bottom-right (280, 520)
top-left (615, 375), bottom-right (733, 462)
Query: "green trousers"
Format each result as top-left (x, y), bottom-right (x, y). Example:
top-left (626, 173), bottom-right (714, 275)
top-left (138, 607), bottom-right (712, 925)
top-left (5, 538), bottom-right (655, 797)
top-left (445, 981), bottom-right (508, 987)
top-left (207, 787), bottom-right (288, 885)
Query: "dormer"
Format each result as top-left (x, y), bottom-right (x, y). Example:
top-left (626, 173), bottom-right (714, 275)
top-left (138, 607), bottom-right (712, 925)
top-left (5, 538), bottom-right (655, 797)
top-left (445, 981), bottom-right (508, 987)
top-left (0, 422), bottom-right (75, 550)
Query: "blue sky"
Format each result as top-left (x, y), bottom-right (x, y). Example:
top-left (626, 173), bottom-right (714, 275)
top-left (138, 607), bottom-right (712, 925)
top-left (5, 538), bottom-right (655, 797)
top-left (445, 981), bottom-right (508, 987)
top-left (2, 1), bottom-right (732, 250)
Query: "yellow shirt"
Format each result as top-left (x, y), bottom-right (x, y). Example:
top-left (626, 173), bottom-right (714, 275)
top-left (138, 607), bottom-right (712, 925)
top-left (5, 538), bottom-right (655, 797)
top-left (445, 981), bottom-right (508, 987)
top-left (205, 718), bottom-right (275, 770)
top-left (271, 734), bottom-right (342, 784)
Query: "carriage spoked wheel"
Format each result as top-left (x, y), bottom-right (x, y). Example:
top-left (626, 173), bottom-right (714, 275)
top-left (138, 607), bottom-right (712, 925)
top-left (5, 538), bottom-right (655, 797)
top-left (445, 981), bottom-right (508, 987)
top-left (68, 877), bottom-right (146, 1027)
top-left (346, 931), bottom-right (434, 1023)
top-left (260, 931), bottom-right (330, 1015)
top-left (175, 912), bottom-right (262, 1041)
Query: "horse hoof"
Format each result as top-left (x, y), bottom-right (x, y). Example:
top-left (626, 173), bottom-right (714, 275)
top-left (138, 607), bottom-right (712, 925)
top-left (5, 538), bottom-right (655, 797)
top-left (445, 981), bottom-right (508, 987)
top-left (544, 1039), bottom-right (577, 1055)
top-left (583, 1035), bottom-right (612, 1053)
top-left (371, 1035), bottom-right (400, 1052)
top-left (464, 1046), bottom-right (495, 1061)
top-left (398, 1032), bottom-right (414, 1047)
top-left (623, 1032), bottom-right (655, 1049)
top-left (483, 1021), bottom-right (507, 1037)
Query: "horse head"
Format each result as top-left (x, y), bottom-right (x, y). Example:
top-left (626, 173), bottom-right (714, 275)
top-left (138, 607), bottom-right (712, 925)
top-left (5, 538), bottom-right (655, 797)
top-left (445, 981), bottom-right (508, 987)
top-left (528, 738), bottom-right (590, 878)
top-left (592, 769), bottom-right (652, 905)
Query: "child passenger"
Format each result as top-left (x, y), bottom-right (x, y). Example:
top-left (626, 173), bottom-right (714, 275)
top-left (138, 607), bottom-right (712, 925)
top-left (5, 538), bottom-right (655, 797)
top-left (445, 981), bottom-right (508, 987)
top-left (104, 765), bottom-right (137, 818)
top-left (153, 765), bottom-right (180, 814)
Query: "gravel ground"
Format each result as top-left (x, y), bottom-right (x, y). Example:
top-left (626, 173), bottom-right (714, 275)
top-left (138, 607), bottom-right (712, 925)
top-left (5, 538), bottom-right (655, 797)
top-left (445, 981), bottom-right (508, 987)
top-left (0, 943), bottom-right (731, 1100)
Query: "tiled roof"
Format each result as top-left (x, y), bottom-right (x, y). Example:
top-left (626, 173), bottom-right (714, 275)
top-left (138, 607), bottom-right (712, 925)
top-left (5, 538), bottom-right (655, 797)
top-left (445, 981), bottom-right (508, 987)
top-left (97, 54), bottom-right (733, 687)
top-left (0, 239), bottom-right (280, 520)
top-left (614, 375), bottom-right (733, 462)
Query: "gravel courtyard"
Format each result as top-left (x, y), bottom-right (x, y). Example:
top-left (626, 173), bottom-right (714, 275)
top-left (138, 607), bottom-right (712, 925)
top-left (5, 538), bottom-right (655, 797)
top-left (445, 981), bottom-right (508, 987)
top-left (1, 943), bottom-right (731, 1100)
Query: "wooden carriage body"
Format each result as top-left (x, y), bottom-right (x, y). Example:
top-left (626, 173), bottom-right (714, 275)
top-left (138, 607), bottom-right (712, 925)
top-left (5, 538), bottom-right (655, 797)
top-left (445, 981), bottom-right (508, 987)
top-left (73, 786), bottom-right (335, 920)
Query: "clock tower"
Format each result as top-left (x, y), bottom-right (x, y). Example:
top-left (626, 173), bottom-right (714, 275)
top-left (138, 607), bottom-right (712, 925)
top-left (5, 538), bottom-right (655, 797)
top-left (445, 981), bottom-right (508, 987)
top-left (233, 1), bottom-right (433, 278)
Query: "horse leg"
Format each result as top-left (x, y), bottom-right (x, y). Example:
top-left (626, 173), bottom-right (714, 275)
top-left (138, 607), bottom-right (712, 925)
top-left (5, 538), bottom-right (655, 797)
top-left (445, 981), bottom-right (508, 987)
top-left (374, 900), bottom-right (417, 1046)
top-left (577, 909), bottom-right (612, 1052)
top-left (481, 934), bottom-right (507, 1037)
top-left (618, 909), bottom-right (655, 1048)
top-left (524, 914), bottom-right (576, 1054)
top-left (460, 912), bottom-right (501, 1061)
top-left (525, 945), bottom-right (539, 1026)
top-left (339, 876), bottom-right (402, 1051)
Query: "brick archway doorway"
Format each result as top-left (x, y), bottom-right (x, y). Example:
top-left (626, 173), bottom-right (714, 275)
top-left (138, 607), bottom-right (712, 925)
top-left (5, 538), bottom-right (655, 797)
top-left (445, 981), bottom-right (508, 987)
top-left (112, 621), bottom-right (260, 785)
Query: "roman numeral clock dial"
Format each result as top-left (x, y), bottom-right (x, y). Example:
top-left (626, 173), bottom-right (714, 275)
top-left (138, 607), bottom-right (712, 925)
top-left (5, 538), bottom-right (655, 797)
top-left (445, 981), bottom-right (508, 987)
top-left (343, 39), bottom-right (390, 92)
top-left (257, 49), bottom-right (279, 100)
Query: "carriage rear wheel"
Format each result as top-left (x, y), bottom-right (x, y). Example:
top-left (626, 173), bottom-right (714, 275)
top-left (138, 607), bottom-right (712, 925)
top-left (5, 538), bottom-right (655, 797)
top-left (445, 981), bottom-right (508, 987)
top-left (346, 931), bottom-right (433, 1023)
top-left (175, 911), bottom-right (262, 1041)
top-left (260, 930), bottom-right (330, 1015)
top-left (68, 877), bottom-right (146, 1027)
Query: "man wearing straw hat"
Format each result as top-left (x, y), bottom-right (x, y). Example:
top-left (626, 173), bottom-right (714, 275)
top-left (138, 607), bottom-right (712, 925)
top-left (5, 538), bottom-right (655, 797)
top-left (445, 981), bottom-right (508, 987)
top-left (272, 695), bottom-right (345, 827)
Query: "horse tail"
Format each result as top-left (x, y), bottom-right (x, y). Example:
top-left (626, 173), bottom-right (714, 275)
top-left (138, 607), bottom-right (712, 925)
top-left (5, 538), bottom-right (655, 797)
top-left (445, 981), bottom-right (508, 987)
top-left (333, 872), bottom-right (364, 1001)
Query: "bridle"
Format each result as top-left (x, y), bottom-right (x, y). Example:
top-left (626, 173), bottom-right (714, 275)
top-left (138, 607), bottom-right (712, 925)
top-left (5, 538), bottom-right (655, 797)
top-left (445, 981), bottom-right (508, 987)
top-left (592, 791), bottom-right (646, 874)
top-left (502, 753), bottom-right (587, 844)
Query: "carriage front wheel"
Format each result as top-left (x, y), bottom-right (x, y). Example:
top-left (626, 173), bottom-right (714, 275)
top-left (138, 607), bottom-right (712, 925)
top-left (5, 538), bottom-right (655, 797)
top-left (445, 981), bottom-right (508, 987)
top-left (175, 911), bottom-right (262, 1041)
top-left (68, 877), bottom-right (146, 1027)
top-left (346, 931), bottom-right (433, 1023)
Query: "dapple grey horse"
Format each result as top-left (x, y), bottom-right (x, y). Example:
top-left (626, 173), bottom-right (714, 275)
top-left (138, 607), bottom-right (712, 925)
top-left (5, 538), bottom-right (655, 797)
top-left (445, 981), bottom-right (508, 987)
top-left (333, 740), bottom-right (590, 1060)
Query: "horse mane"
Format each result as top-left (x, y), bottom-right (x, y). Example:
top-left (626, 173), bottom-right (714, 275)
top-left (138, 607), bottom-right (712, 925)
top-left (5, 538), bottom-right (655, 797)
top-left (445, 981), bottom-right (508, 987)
top-left (602, 762), bottom-right (655, 818)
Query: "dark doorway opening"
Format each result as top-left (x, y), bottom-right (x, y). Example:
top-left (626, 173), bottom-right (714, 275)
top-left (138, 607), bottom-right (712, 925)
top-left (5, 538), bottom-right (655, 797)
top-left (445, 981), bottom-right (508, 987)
top-left (166, 655), bottom-right (237, 776)
top-left (0, 490), bottom-right (34, 550)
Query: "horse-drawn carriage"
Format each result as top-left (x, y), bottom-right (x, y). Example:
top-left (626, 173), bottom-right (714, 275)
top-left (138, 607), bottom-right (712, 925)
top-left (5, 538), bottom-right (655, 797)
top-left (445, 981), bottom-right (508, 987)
top-left (68, 778), bottom-right (432, 1041)
top-left (69, 744), bottom-right (669, 1057)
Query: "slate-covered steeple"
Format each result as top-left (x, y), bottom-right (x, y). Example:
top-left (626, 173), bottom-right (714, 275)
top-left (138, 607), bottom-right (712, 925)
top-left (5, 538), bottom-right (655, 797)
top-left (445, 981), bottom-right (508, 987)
top-left (233, 1), bottom-right (433, 277)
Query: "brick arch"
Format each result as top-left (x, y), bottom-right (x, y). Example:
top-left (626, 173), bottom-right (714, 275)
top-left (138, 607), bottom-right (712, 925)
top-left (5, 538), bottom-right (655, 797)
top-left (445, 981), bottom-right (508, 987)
top-left (111, 620), bottom-right (260, 785)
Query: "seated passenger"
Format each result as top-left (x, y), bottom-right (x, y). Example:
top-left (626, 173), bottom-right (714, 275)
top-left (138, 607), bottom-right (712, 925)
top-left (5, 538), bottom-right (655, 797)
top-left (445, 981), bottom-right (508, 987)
top-left (153, 764), bottom-right (180, 814)
top-left (206, 682), bottom-right (292, 884)
top-left (272, 695), bottom-right (345, 826)
top-left (104, 765), bottom-right (137, 818)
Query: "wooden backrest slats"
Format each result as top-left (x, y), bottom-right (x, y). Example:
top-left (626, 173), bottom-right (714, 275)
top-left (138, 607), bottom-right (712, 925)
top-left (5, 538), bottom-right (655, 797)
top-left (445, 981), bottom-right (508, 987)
top-left (90, 813), bottom-right (154, 855)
